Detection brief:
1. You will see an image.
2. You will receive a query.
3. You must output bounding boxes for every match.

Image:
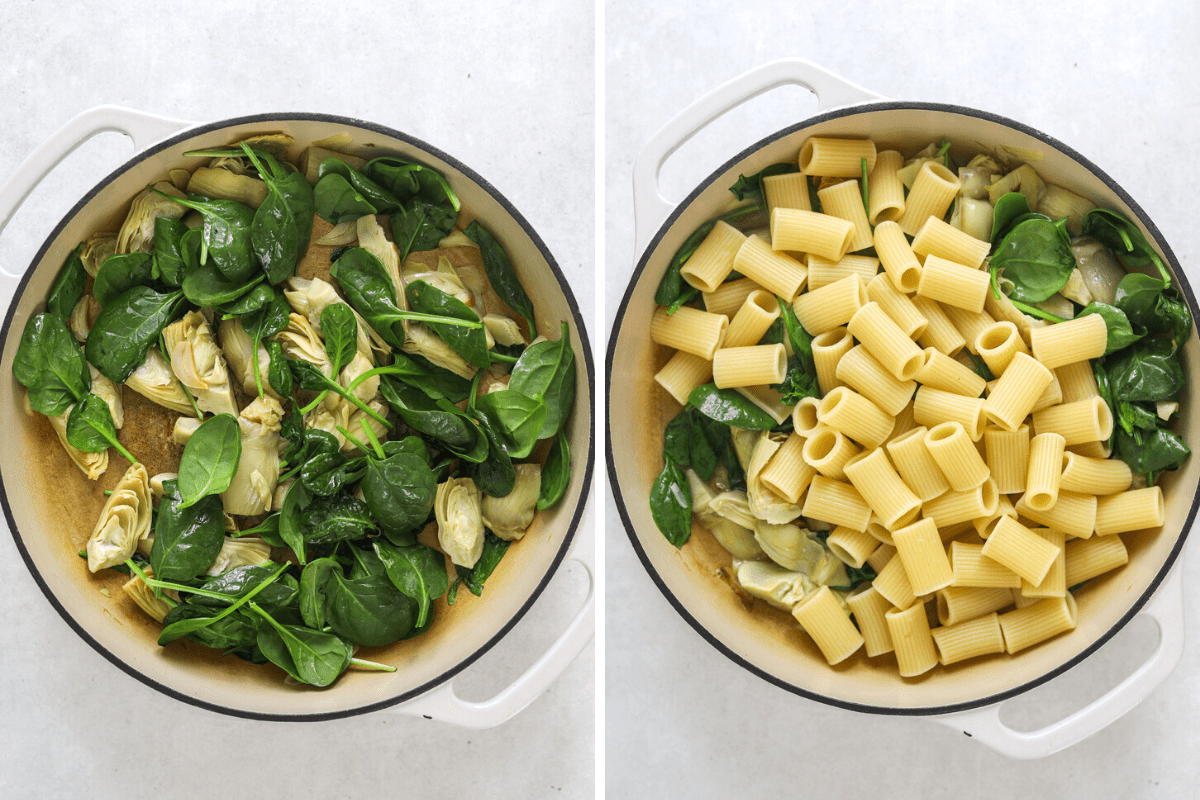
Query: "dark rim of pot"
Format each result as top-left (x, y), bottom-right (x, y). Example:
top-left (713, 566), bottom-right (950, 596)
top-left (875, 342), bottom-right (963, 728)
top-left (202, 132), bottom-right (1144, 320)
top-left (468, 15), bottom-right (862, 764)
top-left (0, 111), bottom-right (595, 722)
top-left (607, 99), bottom-right (1199, 716)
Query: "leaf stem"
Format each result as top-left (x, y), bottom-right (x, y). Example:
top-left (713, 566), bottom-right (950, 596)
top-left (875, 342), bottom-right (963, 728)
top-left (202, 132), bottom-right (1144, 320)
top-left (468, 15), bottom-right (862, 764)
top-left (349, 657), bottom-right (397, 672)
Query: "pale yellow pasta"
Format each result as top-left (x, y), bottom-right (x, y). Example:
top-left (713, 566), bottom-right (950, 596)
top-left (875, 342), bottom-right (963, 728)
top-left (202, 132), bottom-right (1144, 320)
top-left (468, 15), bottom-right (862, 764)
top-left (949, 541), bottom-right (1022, 588)
top-left (937, 585), bottom-right (1014, 626)
top-left (898, 160), bottom-right (961, 236)
top-left (818, 179), bottom-right (873, 252)
top-left (650, 305), bottom-right (728, 360)
top-left (886, 426), bottom-right (951, 502)
top-left (917, 255), bottom-right (990, 313)
top-left (975, 321), bottom-right (1029, 377)
top-left (712, 344), bottom-right (787, 388)
top-left (1030, 397), bottom-right (1114, 445)
top-left (835, 345), bottom-right (917, 417)
top-left (932, 612), bottom-right (1006, 665)
top-left (679, 219), bottom-right (746, 292)
top-left (792, 396), bottom-right (822, 435)
top-left (802, 427), bottom-right (860, 480)
top-left (922, 477), bottom-right (999, 528)
top-left (1060, 451), bottom-right (1132, 496)
top-left (1021, 528), bottom-right (1067, 599)
top-left (758, 432), bottom-right (815, 505)
top-left (1064, 535), bottom-right (1129, 587)
top-left (772, 208), bottom-right (854, 261)
top-left (985, 424), bottom-right (1030, 494)
top-left (811, 327), bottom-right (854, 395)
top-left (1010, 589), bottom-right (1042, 610)
top-left (799, 136), bottom-right (877, 177)
top-left (1031, 371), bottom-right (1063, 413)
top-left (981, 516), bottom-right (1061, 586)
top-left (890, 400), bottom-right (919, 441)
top-left (873, 551), bottom-right (917, 610)
top-left (723, 289), bottom-right (781, 348)
top-left (885, 601), bottom-right (940, 677)
top-left (1015, 490), bottom-right (1097, 539)
top-left (943, 304), bottom-right (996, 357)
top-left (847, 301), bottom-right (926, 382)
top-left (982, 352), bottom-right (1054, 432)
top-left (867, 150), bottom-right (905, 224)
top-left (846, 585), bottom-right (895, 657)
top-left (999, 594), bottom-right (1077, 654)
top-left (792, 585), bottom-right (864, 666)
top-left (891, 518), bottom-right (955, 596)
top-left (792, 274), bottom-right (866, 335)
top-left (910, 215), bottom-right (992, 269)
top-left (1024, 432), bottom-right (1066, 512)
top-left (914, 347), bottom-right (986, 398)
top-left (763, 171), bottom-right (812, 215)
top-left (866, 272), bottom-right (928, 339)
top-left (1067, 440), bottom-right (1112, 460)
top-left (844, 448), bottom-right (922, 529)
top-left (731, 234), bottom-right (808, 301)
top-left (1055, 360), bottom-right (1100, 404)
top-left (653, 351), bottom-right (713, 406)
top-left (866, 543), bottom-right (897, 573)
top-left (1029, 313), bottom-right (1108, 370)
top-left (1094, 487), bottom-right (1164, 536)
top-left (973, 493), bottom-right (1017, 539)
top-left (924, 422), bottom-right (990, 491)
top-left (827, 524), bottom-right (880, 569)
top-left (913, 296), bottom-right (967, 356)
top-left (913, 385), bottom-right (984, 441)
top-left (807, 253), bottom-right (879, 290)
top-left (873, 220), bottom-right (922, 293)
top-left (802, 475), bottom-right (872, 532)
top-left (703, 277), bottom-right (761, 318)
top-left (865, 514), bottom-right (896, 546)
top-left (817, 386), bottom-right (895, 450)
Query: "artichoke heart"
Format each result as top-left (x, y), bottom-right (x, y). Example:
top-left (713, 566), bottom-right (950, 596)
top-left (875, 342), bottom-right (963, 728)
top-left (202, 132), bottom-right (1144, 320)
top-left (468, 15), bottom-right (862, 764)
top-left (86, 462), bottom-right (152, 572)
top-left (161, 310), bottom-right (238, 418)
top-left (79, 231), bottom-right (118, 277)
top-left (403, 322), bottom-right (477, 380)
top-left (187, 166), bottom-right (268, 209)
top-left (116, 181), bottom-right (186, 254)
top-left (735, 560), bottom-right (814, 610)
top-left (402, 256), bottom-right (473, 308)
top-left (357, 215), bottom-right (404, 303)
top-left (221, 396), bottom-right (284, 517)
top-left (276, 312), bottom-right (334, 380)
top-left (45, 404), bottom-right (108, 480)
top-left (482, 314), bottom-right (526, 348)
top-left (69, 295), bottom-right (101, 342)
top-left (204, 537), bottom-right (273, 576)
top-left (481, 463), bottom-right (542, 541)
top-left (218, 318), bottom-right (277, 399)
top-left (171, 417), bottom-right (201, 446)
top-left (688, 471), bottom-right (764, 561)
top-left (122, 566), bottom-right (177, 623)
top-left (435, 477), bottom-right (485, 568)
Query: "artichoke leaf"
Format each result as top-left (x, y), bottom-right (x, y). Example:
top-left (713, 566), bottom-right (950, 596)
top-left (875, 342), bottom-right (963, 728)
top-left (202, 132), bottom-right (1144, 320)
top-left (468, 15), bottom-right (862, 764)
top-left (220, 396), bottom-right (284, 516)
top-left (435, 477), bottom-right (485, 568)
top-left (116, 182), bottom-right (186, 254)
top-left (86, 462), bottom-right (152, 572)
top-left (161, 310), bottom-right (237, 417)
top-left (481, 463), bottom-right (541, 541)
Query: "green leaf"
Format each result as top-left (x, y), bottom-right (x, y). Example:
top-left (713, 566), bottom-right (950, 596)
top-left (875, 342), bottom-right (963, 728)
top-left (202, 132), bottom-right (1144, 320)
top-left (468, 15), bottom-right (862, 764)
top-left (1083, 207), bottom-right (1172, 285)
top-left (313, 171), bottom-right (378, 225)
top-left (654, 203), bottom-right (764, 309)
top-left (241, 144), bottom-right (314, 284)
top-left (301, 493), bottom-right (374, 545)
top-left (650, 456), bottom-right (692, 548)
top-left (474, 389), bottom-right (547, 459)
top-left (177, 413), bottom-right (242, 508)
top-left (989, 192), bottom-right (1032, 245)
top-left (729, 162), bottom-right (799, 204)
top-left (93, 252), bottom-right (154, 308)
top-left (85, 286), bottom-right (187, 383)
top-left (324, 573), bottom-right (417, 646)
top-left (391, 197), bottom-right (456, 263)
top-left (152, 217), bottom-right (190, 288)
top-left (251, 603), bottom-right (352, 687)
top-left (405, 279), bottom-right (490, 369)
top-left (508, 321), bottom-right (576, 440)
top-left (362, 453), bottom-right (437, 541)
top-left (1104, 336), bottom-right (1185, 403)
top-left (373, 540), bottom-right (449, 629)
top-left (45, 245), bottom-right (88, 324)
top-left (14, 313), bottom-right (90, 416)
top-left (536, 430), bottom-right (571, 510)
top-left (65, 393), bottom-right (135, 463)
top-left (152, 190), bottom-right (257, 283)
top-left (989, 216), bottom-right (1075, 303)
top-left (151, 480), bottom-right (226, 583)
top-left (279, 479), bottom-right (314, 564)
top-left (448, 531), bottom-right (509, 601)
top-left (318, 158), bottom-right (400, 214)
top-left (687, 383), bottom-right (777, 430)
top-left (464, 220), bottom-right (537, 338)
top-left (320, 302), bottom-right (359, 375)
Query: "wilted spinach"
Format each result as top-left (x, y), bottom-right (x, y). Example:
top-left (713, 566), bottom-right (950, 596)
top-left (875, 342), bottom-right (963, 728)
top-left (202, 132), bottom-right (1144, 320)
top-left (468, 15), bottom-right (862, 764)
top-left (177, 413), bottom-right (242, 508)
top-left (65, 393), bottom-right (137, 464)
top-left (85, 286), bottom-right (187, 383)
top-left (448, 531), bottom-right (510, 603)
top-left (14, 312), bottom-right (90, 416)
top-left (152, 479), bottom-right (227, 584)
top-left (464, 220), bottom-right (538, 339)
top-left (44, 245), bottom-right (88, 324)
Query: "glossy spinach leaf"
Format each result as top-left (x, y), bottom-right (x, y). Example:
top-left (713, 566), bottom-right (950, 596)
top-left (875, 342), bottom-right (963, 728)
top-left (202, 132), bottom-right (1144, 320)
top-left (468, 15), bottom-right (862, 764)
top-left (241, 144), bottom-right (315, 284)
top-left (1082, 207), bottom-right (1172, 284)
top-left (299, 451), bottom-right (358, 497)
top-left (45, 244), bottom-right (88, 324)
top-left (177, 413), bottom-right (241, 508)
top-left (182, 258), bottom-right (265, 308)
top-left (152, 480), bottom-right (226, 583)
top-left (251, 604), bottom-right (352, 687)
top-left (313, 172), bottom-right (377, 224)
top-left (1104, 336), bottom-right (1184, 403)
top-left (320, 302), bottom-right (358, 374)
top-left (160, 604), bottom-right (260, 650)
top-left (85, 286), bottom-right (187, 383)
top-left (93, 252), bottom-right (154, 307)
top-left (1113, 426), bottom-right (1192, 477)
top-left (729, 162), bottom-right (799, 203)
top-left (464, 220), bottom-right (537, 338)
top-left (467, 408), bottom-right (516, 498)
top-left (989, 215), bottom-right (1075, 303)
top-left (324, 573), bottom-right (417, 647)
top-left (380, 351), bottom-right (473, 403)
top-left (687, 383), bottom-right (777, 430)
top-left (153, 190), bottom-right (257, 283)
top-left (663, 406), bottom-right (720, 482)
top-left (373, 540), bottom-right (448, 629)
top-left (405, 279), bottom-right (490, 368)
top-left (508, 321), bottom-right (576, 439)
top-left (362, 452), bottom-right (437, 542)
top-left (302, 493), bottom-right (374, 545)
top-left (1113, 273), bottom-right (1193, 348)
top-left (650, 455), bottom-right (692, 548)
top-left (474, 389), bottom-right (547, 459)
top-left (448, 531), bottom-right (509, 603)
top-left (379, 377), bottom-right (488, 461)
top-left (989, 192), bottom-right (1032, 245)
top-left (265, 339), bottom-right (293, 397)
top-left (537, 430), bottom-right (570, 510)
top-left (318, 157), bottom-right (400, 214)
top-left (14, 312), bottom-right (90, 416)
top-left (299, 557), bottom-right (340, 630)
top-left (279, 479), bottom-right (314, 564)
top-left (65, 392), bottom-right (136, 464)
top-left (152, 217), bottom-right (190, 288)
top-left (329, 246), bottom-right (406, 348)
top-left (287, 359), bottom-right (391, 430)
top-left (391, 197), bottom-right (456, 262)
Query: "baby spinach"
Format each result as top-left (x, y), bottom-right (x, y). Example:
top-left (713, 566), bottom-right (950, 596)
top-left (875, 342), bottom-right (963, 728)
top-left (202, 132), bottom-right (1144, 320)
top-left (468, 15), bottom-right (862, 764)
top-left (159, 562), bottom-right (291, 645)
top-left (313, 172), bottom-right (377, 224)
top-left (321, 302), bottom-right (359, 375)
top-left (299, 557), bottom-right (339, 631)
top-left (65, 393), bottom-right (137, 464)
top-left (279, 479), bottom-right (314, 565)
top-left (152, 479), bottom-right (227, 583)
top-left (406, 279), bottom-right (490, 368)
top-left (474, 389), bottom-right (547, 459)
top-left (152, 217), bottom-right (190, 288)
top-left (93, 252), bottom-right (154, 307)
top-left (250, 602), bottom-right (352, 687)
top-left (1113, 426), bottom-right (1192, 479)
top-left (45, 245), bottom-right (87, 325)
top-left (468, 408), bottom-right (517, 498)
top-left (650, 454), bottom-right (692, 548)
top-left (989, 215), bottom-right (1075, 304)
top-left (990, 192), bottom-right (1033, 245)
top-left (464, 220), bottom-right (538, 339)
top-left (14, 312), bottom-right (90, 416)
top-left (447, 531), bottom-right (510, 603)
top-left (177, 413), bottom-right (242, 508)
top-left (687, 383), bottom-right (777, 430)
top-left (288, 359), bottom-right (391, 429)
top-left (299, 451), bottom-right (365, 497)
top-left (537, 430), bottom-right (571, 510)
top-left (323, 572), bottom-right (418, 646)
top-left (363, 155), bottom-right (461, 210)
top-left (373, 540), bottom-right (449, 629)
top-left (1103, 336), bottom-right (1184, 403)
top-left (242, 289), bottom-right (291, 397)
top-left (1114, 273), bottom-right (1192, 349)
top-left (391, 197), bottom-right (457, 263)
top-left (663, 406), bottom-right (720, 483)
top-left (240, 144), bottom-right (315, 285)
top-left (653, 203), bottom-right (763, 310)
top-left (182, 259), bottom-right (264, 308)
top-left (508, 321), bottom-right (576, 440)
top-left (161, 604), bottom-right (259, 650)
top-left (153, 189), bottom-right (258, 284)
top-left (302, 492), bottom-right (374, 545)
top-left (85, 286), bottom-right (187, 383)
top-left (318, 157), bottom-right (401, 215)
top-left (216, 282), bottom-right (274, 317)
top-left (379, 377), bottom-right (488, 462)
top-left (362, 451), bottom-right (437, 543)
top-left (191, 564), bottom-right (299, 611)
top-left (378, 352), bottom-right (473, 403)
top-left (1083, 208), bottom-right (1173, 285)
top-left (265, 339), bottom-right (293, 397)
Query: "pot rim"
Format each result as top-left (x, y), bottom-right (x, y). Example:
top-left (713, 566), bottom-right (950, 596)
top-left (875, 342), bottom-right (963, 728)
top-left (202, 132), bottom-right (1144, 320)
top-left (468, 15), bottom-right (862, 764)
top-left (2, 110), bottom-right (595, 721)
top-left (607, 98), bottom-right (1199, 716)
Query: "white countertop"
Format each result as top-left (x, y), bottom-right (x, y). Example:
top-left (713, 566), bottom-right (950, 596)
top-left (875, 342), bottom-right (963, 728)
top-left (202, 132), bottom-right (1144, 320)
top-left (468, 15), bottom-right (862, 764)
top-left (0, 2), bottom-right (595, 797)
top-left (604, 0), bottom-right (1200, 795)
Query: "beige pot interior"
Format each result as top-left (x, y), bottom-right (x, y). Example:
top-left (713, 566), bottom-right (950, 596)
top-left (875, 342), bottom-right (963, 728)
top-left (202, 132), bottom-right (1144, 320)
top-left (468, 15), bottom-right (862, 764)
top-left (1, 114), bottom-right (593, 719)
top-left (609, 105), bottom-right (1198, 712)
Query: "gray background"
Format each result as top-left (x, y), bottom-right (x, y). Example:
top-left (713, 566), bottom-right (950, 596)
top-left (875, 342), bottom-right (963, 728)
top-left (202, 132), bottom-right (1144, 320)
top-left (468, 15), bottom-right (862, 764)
top-left (0, 2), bottom-right (595, 798)
top-left (604, 0), bottom-right (1200, 796)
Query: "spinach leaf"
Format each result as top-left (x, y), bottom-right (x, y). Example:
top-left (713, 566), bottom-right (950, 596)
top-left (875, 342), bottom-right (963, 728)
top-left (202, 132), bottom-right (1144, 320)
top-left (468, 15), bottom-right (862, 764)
top-left (215, 282), bottom-right (274, 317)
top-left (313, 172), bottom-right (378, 224)
top-left (302, 493), bottom-right (374, 545)
top-left (363, 156), bottom-right (460, 209)
top-left (405, 279), bottom-right (490, 368)
top-left (265, 340), bottom-right (293, 397)
top-left (373, 540), bottom-right (449, 629)
top-left (1083, 207), bottom-right (1173, 285)
top-left (537, 430), bottom-right (571, 510)
top-left (152, 217), bottom-right (190, 288)
top-left (45, 244), bottom-right (87, 324)
top-left (379, 377), bottom-right (488, 462)
top-left (990, 192), bottom-right (1032, 245)
top-left (729, 162), bottom-right (799, 204)
top-left (320, 302), bottom-right (359, 375)
top-left (654, 203), bottom-right (763, 309)
top-left (14, 312), bottom-right (90, 416)
top-left (1104, 336), bottom-right (1184, 402)
top-left (327, 247), bottom-right (408, 347)
top-left (1113, 426), bottom-right (1192, 476)
top-left (347, 545), bottom-right (388, 579)
top-left (391, 197), bottom-right (457, 263)
top-left (474, 389), bottom-right (547, 459)
top-left (362, 452), bottom-right (437, 542)
top-left (299, 451), bottom-right (364, 497)
top-left (318, 158), bottom-right (401, 214)
top-left (324, 573), bottom-right (417, 647)
top-left (240, 144), bottom-right (315, 284)
top-left (1113, 273), bottom-right (1193, 348)
top-left (151, 480), bottom-right (226, 583)
top-left (85, 286), bottom-right (187, 382)
top-left (182, 259), bottom-right (265, 308)
top-left (177, 413), bottom-right (242, 508)
top-left (160, 604), bottom-right (260, 650)
top-left (288, 359), bottom-right (391, 430)
top-left (251, 603), bottom-right (352, 687)
top-left (190, 564), bottom-right (299, 611)
top-left (236, 512), bottom-right (284, 547)
top-left (663, 407), bottom-right (719, 482)
top-left (468, 407), bottom-right (517, 498)
top-left (379, 351), bottom-right (473, 403)
top-left (687, 383), bottom-right (777, 430)
top-left (153, 190), bottom-right (257, 283)
top-left (448, 531), bottom-right (509, 603)
top-left (1076, 302), bottom-right (1145, 355)
top-left (279, 479), bottom-right (314, 564)
top-left (776, 354), bottom-right (819, 406)
top-left (989, 216), bottom-right (1075, 303)
top-left (65, 393), bottom-right (137, 464)
top-left (464, 220), bottom-right (537, 339)
top-left (299, 557), bottom-right (340, 630)
top-left (508, 321), bottom-right (576, 439)
top-left (650, 455), bottom-right (692, 548)
top-left (93, 252), bottom-right (154, 307)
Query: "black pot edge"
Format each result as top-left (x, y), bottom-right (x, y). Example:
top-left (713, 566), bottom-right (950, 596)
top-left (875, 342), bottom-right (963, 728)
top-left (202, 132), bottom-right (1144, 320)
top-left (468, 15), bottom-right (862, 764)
top-left (606, 99), bottom-right (1200, 717)
top-left (0, 110), bottom-right (596, 722)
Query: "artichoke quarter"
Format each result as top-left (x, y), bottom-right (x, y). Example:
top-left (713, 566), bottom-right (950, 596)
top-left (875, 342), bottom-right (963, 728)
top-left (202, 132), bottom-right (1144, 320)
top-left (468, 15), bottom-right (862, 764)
top-left (435, 477), bottom-right (485, 568)
top-left (220, 396), bottom-right (285, 517)
top-left (161, 310), bottom-right (238, 418)
top-left (86, 462), bottom-right (152, 572)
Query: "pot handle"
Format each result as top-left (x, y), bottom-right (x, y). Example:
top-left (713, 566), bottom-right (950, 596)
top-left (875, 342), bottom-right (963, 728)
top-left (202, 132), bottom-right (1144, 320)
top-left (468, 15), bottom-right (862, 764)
top-left (0, 105), bottom-right (193, 280)
top-left (390, 521), bottom-right (595, 728)
top-left (632, 58), bottom-right (882, 254)
top-left (934, 563), bottom-right (1185, 758)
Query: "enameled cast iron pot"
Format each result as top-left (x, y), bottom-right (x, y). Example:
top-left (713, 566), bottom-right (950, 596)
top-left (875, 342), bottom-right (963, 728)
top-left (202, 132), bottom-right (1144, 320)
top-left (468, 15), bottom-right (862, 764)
top-left (0, 107), bottom-right (594, 724)
top-left (607, 60), bottom-right (1197, 758)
